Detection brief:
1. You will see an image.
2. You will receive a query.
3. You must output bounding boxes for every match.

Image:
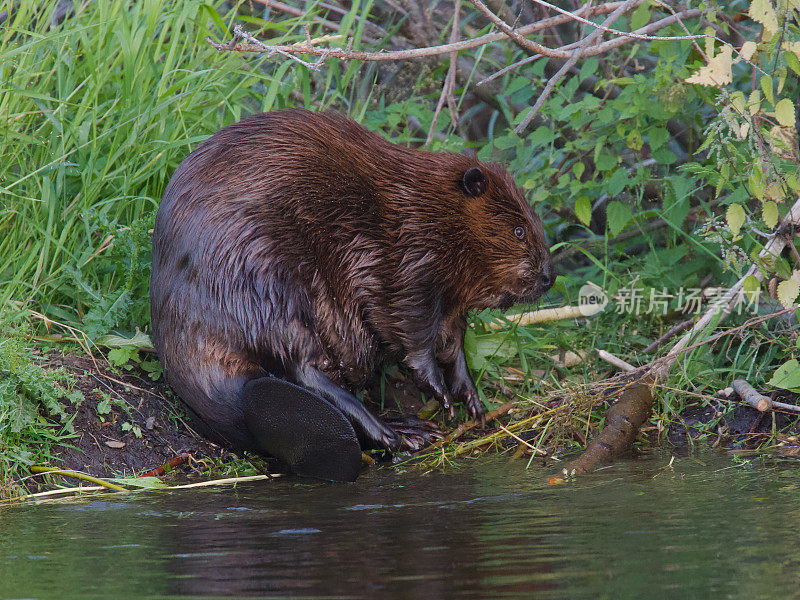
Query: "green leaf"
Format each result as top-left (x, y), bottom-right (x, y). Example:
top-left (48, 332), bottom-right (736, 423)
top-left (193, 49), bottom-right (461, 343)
top-left (768, 359), bottom-right (800, 392)
top-left (110, 477), bottom-right (169, 489)
top-left (578, 57), bottom-right (599, 82)
top-left (731, 91), bottom-right (746, 114)
top-left (141, 359), bottom-right (164, 381)
top-left (607, 168), bottom-right (628, 195)
top-left (648, 127), bottom-right (669, 151)
top-left (493, 133), bottom-right (521, 150)
top-left (606, 201), bottom-right (633, 237)
top-left (652, 147), bottom-right (677, 165)
top-left (527, 126), bottom-right (556, 147)
top-left (98, 330), bottom-right (153, 350)
top-left (762, 201), bottom-right (779, 229)
top-left (199, 2), bottom-right (228, 38)
top-left (775, 98), bottom-right (796, 127)
top-left (630, 2), bottom-right (651, 30)
top-left (108, 347), bottom-right (137, 368)
top-left (786, 50), bottom-right (800, 76)
top-left (464, 330), bottom-right (520, 371)
top-left (596, 152), bottom-right (616, 171)
top-left (726, 203), bottom-right (746, 237)
top-left (97, 394), bottom-right (113, 416)
top-left (742, 274), bottom-right (761, 304)
top-left (575, 196), bottom-right (592, 226)
top-left (760, 74), bottom-right (774, 105)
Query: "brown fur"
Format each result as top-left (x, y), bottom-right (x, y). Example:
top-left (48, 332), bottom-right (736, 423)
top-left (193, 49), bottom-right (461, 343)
top-left (150, 109), bottom-right (553, 454)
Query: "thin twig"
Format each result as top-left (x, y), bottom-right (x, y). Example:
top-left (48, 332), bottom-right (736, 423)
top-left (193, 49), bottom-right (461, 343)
top-left (427, 0), bottom-right (461, 145)
top-left (481, 8), bottom-right (703, 86)
top-left (208, 2), bottom-right (700, 64)
top-left (530, 0), bottom-right (703, 41)
top-left (497, 422), bottom-right (548, 454)
top-left (515, 0), bottom-right (639, 133)
top-left (643, 318), bottom-right (694, 353)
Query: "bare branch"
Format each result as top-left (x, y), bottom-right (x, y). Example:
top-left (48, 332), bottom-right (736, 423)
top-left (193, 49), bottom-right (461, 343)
top-left (530, 0), bottom-right (703, 41)
top-left (515, 0), bottom-right (640, 133)
top-left (427, 0), bottom-right (461, 145)
top-left (468, 0), bottom-right (567, 57)
top-left (479, 8), bottom-right (703, 86)
top-left (208, 2), bottom-right (647, 62)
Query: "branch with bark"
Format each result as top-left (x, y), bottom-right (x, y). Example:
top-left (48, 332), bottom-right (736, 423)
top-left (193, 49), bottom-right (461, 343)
top-left (207, 3), bottom-right (704, 64)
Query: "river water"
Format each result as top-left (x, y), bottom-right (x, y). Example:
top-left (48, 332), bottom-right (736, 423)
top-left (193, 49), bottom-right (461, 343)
top-left (2, 450), bottom-right (799, 599)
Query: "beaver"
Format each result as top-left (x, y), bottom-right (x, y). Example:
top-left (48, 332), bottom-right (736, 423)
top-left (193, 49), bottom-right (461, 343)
top-left (150, 109), bottom-right (554, 481)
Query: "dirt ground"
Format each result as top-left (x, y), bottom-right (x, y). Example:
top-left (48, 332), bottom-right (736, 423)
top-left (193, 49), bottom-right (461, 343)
top-left (36, 351), bottom-right (230, 479)
top-left (37, 351), bottom-right (431, 480)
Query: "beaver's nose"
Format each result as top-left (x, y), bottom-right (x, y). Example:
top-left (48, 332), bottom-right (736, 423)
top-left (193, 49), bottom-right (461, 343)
top-left (539, 260), bottom-right (555, 292)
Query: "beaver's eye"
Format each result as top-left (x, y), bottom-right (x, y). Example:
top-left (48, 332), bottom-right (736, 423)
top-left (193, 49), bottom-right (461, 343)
top-left (513, 226), bottom-right (526, 240)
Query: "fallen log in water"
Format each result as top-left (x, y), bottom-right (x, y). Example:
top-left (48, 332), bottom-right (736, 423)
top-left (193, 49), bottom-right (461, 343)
top-left (549, 383), bottom-right (653, 483)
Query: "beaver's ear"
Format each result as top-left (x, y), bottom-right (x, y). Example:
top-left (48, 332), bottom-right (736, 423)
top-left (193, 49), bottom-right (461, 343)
top-left (461, 167), bottom-right (487, 197)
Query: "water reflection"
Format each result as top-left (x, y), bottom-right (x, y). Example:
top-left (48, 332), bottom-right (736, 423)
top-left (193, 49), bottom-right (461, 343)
top-left (1, 452), bottom-right (800, 599)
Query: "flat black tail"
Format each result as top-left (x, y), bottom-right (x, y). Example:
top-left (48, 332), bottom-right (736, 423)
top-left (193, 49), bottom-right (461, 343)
top-left (242, 377), bottom-right (363, 482)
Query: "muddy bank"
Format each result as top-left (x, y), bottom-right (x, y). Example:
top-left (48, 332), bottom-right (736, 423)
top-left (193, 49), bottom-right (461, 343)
top-left (35, 351), bottom-right (800, 484)
top-left (36, 351), bottom-right (230, 479)
top-left (37, 351), bottom-right (433, 481)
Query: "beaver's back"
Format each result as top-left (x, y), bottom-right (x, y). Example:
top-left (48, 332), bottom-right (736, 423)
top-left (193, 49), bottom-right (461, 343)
top-left (150, 110), bottom-right (427, 391)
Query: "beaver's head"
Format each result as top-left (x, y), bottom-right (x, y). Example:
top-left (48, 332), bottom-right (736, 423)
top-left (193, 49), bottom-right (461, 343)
top-left (451, 164), bottom-right (554, 311)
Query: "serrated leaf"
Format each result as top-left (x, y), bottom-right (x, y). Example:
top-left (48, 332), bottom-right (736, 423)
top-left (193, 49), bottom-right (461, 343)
top-left (685, 45), bottom-right (733, 86)
top-left (749, 169), bottom-right (766, 200)
top-left (606, 201), bottom-right (633, 237)
top-left (762, 200), bottom-right (779, 228)
top-left (740, 41), bottom-right (757, 61)
top-left (726, 203), bottom-right (746, 237)
top-left (749, 0), bottom-right (779, 38)
top-left (648, 127), bottom-right (669, 151)
top-left (575, 196), bottom-right (592, 226)
top-left (748, 89), bottom-right (762, 115)
top-left (775, 98), bottom-right (796, 127)
top-left (731, 91), bottom-right (746, 114)
top-left (777, 278), bottom-right (800, 308)
top-left (607, 168), bottom-right (628, 195)
top-left (761, 74), bottom-right (774, 105)
top-left (738, 121), bottom-right (751, 139)
top-left (787, 49), bottom-right (800, 76)
top-left (97, 396), bottom-right (113, 415)
top-left (107, 347), bottom-right (137, 367)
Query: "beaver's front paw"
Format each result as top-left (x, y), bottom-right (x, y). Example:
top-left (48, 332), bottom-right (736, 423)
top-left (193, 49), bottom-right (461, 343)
top-left (382, 416), bottom-right (444, 451)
